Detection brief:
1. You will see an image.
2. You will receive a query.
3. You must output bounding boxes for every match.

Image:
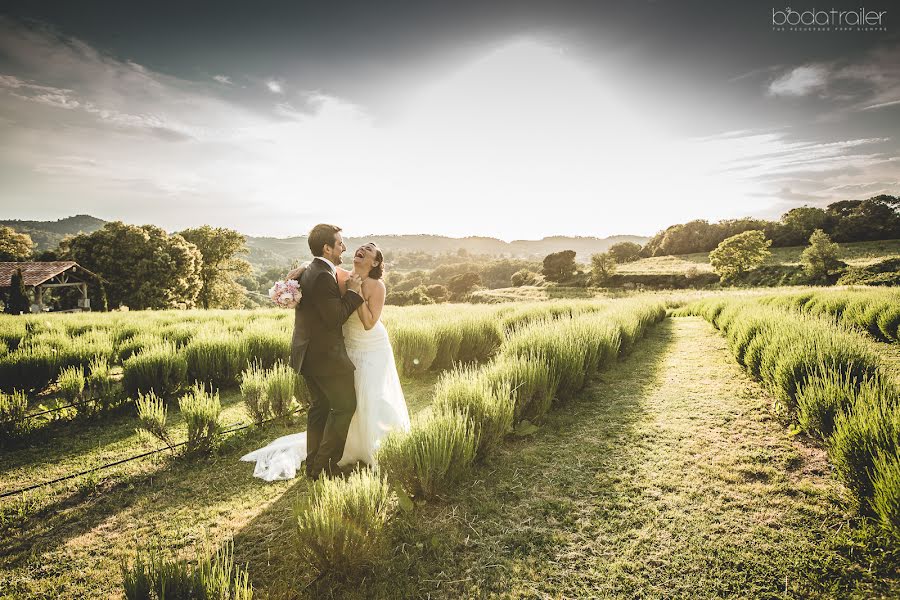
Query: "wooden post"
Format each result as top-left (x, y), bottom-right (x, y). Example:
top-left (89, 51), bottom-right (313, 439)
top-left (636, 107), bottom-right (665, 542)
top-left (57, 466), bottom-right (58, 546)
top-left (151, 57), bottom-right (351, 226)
top-left (35, 286), bottom-right (43, 312)
top-left (81, 283), bottom-right (90, 311)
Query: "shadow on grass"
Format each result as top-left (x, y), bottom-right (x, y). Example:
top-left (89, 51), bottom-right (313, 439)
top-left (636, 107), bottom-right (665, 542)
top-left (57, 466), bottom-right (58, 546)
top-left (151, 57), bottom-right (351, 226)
top-left (240, 320), bottom-right (676, 599)
top-left (0, 415), bottom-right (304, 572)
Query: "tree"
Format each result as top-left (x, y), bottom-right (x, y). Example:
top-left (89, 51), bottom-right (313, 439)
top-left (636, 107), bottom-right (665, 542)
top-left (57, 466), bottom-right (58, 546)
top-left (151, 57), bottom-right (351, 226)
top-left (61, 221), bottom-right (203, 310)
top-left (541, 250), bottom-right (577, 283)
top-left (607, 242), bottom-right (642, 264)
top-left (590, 252), bottom-right (616, 285)
top-left (5, 269), bottom-right (30, 314)
top-left (447, 272), bottom-right (481, 300)
top-left (709, 230), bottom-right (771, 282)
top-left (511, 269), bottom-right (539, 287)
top-left (178, 226), bottom-right (251, 308)
top-left (801, 229), bottom-right (843, 282)
top-left (0, 226), bottom-right (34, 261)
top-left (424, 284), bottom-right (449, 302)
top-left (779, 206), bottom-right (829, 246)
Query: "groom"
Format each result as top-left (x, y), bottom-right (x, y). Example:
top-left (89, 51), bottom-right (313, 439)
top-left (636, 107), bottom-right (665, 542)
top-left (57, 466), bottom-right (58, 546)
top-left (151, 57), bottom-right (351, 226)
top-left (289, 223), bottom-right (363, 479)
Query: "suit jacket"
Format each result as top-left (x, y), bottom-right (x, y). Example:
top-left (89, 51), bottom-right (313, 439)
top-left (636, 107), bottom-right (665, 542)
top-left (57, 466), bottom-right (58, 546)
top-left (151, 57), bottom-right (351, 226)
top-left (289, 258), bottom-right (364, 376)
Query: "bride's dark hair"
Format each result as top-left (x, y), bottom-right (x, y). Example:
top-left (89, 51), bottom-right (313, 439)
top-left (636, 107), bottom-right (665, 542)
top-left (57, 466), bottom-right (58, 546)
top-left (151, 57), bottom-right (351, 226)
top-left (369, 245), bottom-right (384, 279)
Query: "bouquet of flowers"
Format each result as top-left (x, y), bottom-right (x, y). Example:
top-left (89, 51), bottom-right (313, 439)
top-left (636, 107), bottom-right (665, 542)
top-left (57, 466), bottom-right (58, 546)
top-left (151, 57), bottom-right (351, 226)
top-left (268, 279), bottom-right (302, 309)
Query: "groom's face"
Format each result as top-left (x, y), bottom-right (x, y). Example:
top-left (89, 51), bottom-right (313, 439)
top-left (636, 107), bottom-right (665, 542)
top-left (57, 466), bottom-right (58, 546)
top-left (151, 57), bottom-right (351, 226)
top-left (325, 232), bottom-right (346, 265)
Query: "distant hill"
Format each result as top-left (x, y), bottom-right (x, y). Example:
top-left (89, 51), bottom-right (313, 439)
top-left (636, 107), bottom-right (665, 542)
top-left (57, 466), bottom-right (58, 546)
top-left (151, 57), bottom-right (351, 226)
top-left (0, 215), bottom-right (106, 250)
top-left (1, 215), bottom-right (648, 271)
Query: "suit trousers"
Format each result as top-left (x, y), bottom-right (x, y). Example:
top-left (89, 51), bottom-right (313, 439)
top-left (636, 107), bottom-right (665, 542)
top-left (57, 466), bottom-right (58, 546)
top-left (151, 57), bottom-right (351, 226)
top-left (303, 373), bottom-right (357, 477)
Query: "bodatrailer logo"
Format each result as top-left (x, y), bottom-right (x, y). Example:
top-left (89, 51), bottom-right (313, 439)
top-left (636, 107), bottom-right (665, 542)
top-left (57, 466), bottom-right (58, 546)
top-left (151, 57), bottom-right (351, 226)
top-left (772, 6), bottom-right (888, 31)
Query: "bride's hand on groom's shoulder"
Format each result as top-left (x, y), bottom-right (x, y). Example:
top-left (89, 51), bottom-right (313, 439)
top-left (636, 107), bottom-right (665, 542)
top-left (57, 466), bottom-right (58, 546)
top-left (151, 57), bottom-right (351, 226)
top-left (286, 263), bottom-right (308, 281)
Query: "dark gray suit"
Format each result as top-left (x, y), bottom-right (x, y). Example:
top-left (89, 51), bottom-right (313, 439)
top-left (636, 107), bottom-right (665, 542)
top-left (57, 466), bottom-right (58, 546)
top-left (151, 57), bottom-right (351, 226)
top-left (290, 258), bottom-right (364, 478)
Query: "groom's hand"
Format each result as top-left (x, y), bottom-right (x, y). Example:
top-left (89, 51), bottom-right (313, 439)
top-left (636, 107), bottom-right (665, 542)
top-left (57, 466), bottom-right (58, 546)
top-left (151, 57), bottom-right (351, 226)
top-left (347, 273), bottom-right (362, 294)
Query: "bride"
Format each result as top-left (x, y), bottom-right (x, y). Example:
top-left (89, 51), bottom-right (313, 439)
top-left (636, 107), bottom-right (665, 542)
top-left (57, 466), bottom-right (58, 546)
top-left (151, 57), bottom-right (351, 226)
top-left (241, 243), bottom-right (411, 481)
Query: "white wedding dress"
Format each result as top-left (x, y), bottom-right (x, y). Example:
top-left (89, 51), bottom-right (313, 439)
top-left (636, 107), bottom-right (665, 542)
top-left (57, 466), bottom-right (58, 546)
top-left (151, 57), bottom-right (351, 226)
top-left (240, 314), bottom-right (411, 481)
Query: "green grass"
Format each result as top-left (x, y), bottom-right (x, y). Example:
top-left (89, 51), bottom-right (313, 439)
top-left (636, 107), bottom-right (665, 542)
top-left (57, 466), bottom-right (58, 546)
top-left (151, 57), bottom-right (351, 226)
top-left (0, 373), bottom-right (439, 599)
top-left (2, 300), bottom-right (898, 598)
top-left (302, 318), bottom-right (898, 598)
top-left (618, 238), bottom-right (900, 275)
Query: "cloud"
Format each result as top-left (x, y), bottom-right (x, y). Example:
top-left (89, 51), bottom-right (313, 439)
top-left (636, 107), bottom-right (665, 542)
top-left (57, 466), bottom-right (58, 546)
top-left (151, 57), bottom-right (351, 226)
top-left (767, 44), bottom-right (900, 112)
top-left (0, 19), bottom-right (896, 239)
top-left (213, 74), bottom-right (232, 85)
top-left (768, 65), bottom-right (829, 96)
top-left (266, 79), bottom-right (284, 93)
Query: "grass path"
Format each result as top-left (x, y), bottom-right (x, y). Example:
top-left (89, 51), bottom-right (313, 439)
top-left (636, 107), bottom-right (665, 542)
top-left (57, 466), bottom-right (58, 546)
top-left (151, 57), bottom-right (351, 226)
top-left (306, 317), bottom-right (896, 599)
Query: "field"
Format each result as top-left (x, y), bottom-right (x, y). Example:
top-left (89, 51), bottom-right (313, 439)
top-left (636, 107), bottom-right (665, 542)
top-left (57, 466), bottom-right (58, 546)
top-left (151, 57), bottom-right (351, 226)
top-left (616, 238), bottom-right (900, 275)
top-left (1, 291), bottom-right (898, 599)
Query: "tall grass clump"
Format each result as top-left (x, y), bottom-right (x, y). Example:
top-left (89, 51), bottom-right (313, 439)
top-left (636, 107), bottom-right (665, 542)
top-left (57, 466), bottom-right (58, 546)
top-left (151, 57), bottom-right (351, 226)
top-left (430, 322), bottom-right (463, 371)
top-left (121, 539), bottom-right (253, 600)
top-left (376, 409), bottom-right (477, 500)
top-left (267, 362), bottom-right (300, 420)
top-left (432, 367), bottom-right (514, 459)
top-left (294, 468), bottom-right (394, 574)
top-left (184, 334), bottom-right (250, 389)
top-left (240, 362), bottom-right (270, 424)
top-left (117, 333), bottom-right (163, 362)
top-left (829, 394), bottom-right (899, 515)
top-left (123, 343), bottom-right (187, 399)
top-left (500, 321), bottom-right (589, 401)
top-left (56, 365), bottom-right (86, 405)
top-left (0, 344), bottom-right (58, 392)
top-left (455, 318), bottom-right (504, 364)
top-left (136, 390), bottom-right (172, 449)
top-left (481, 354), bottom-right (558, 423)
top-left (179, 383), bottom-right (222, 454)
top-left (243, 329), bottom-right (291, 369)
top-left (0, 389), bottom-right (31, 444)
top-left (391, 322), bottom-right (438, 377)
top-left (86, 356), bottom-right (118, 412)
top-left (872, 451), bottom-right (900, 538)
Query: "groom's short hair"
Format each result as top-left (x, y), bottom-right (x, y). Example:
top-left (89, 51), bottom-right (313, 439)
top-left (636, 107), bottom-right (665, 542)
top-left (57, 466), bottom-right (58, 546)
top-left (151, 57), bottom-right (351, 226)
top-left (308, 224), bottom-right (341, 257)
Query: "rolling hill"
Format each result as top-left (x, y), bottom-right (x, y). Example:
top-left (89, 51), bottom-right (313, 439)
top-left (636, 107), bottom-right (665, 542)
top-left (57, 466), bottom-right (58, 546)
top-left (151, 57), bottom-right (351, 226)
top-left (1, 215), bottom-right (648, 272)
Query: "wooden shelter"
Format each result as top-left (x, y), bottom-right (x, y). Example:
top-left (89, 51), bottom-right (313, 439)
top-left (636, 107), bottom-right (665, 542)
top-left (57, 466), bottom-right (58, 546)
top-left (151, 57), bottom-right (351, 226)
top-left (0, 261), bottom-right (97, 313)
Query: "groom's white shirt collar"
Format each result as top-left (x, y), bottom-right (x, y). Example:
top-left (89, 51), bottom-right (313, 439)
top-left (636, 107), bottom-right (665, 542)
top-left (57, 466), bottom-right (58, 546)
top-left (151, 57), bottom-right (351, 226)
top-left (315, 256), bottom-right (336, 276)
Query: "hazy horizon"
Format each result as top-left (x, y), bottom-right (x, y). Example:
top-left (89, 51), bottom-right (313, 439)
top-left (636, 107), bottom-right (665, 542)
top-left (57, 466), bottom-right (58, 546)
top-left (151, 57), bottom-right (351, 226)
top-left (1, 1), bottom-right (898, 239)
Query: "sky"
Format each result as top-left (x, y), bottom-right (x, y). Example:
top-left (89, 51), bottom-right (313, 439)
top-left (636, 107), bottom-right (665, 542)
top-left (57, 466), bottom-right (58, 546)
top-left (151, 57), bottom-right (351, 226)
top-left (0, 0), bottom-right (898, 240)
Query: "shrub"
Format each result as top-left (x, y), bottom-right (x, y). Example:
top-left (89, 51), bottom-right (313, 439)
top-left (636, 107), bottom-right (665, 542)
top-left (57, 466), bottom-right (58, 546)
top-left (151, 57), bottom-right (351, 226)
top-left (179, 384), bottom-right (222, 455)
top-left (872, 451), bottom-right (900, 538)
top-left (795, 368), bottom-right (857, 437)
top-left (0, 389), bottom-right (31, 444)
top-left (377, 409), bottom-right (477, 500)
top-left (456, 318), bottom-right (503, 364)
top-left (136, 390), bottom-right (172, 449)
top-left (240, 363), bottom-right (270, 424)
top-left (57, 365), bottom-right (86, 405)
top-left (391, 323), bottom-right (438, 377)
top-left (0, 344), bottom-right (58, 392)
top-left (184, 335), bottom-right (250, 390)
top-left (481, 355), bottom-right (558, 423)
top-left (87, 356), bottom-right (117, 412)
top-left (243, 330), bottom-right (290, 369)
top-left (828, 393), bottom-right (899, 515)
top-left (117, 333), bottom-right (163, 362)
top-left (266, 362), bottom-right (299, 420)
top-left (432, 368), bottom-right (514, 459)
top-left (294, 468), bottom-right (394, 574)
top-left (121, 539), bottom-right (252, 600)
top-left (430, 323), bottom-right (463, 371)
top-left (123, 343), bottom-right (187, 399)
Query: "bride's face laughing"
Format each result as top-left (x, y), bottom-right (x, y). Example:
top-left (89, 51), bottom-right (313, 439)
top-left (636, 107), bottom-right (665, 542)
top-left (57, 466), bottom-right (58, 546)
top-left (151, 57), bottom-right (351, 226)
top-left (352, 244), bottom-right (380, 272)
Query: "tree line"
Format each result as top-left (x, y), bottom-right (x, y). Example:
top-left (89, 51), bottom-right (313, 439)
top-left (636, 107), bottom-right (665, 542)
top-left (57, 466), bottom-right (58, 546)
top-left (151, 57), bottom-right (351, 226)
top-left (641, 195), bottom-right (899, 257)
top-left (1, 222), bottom-right (250, 311)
